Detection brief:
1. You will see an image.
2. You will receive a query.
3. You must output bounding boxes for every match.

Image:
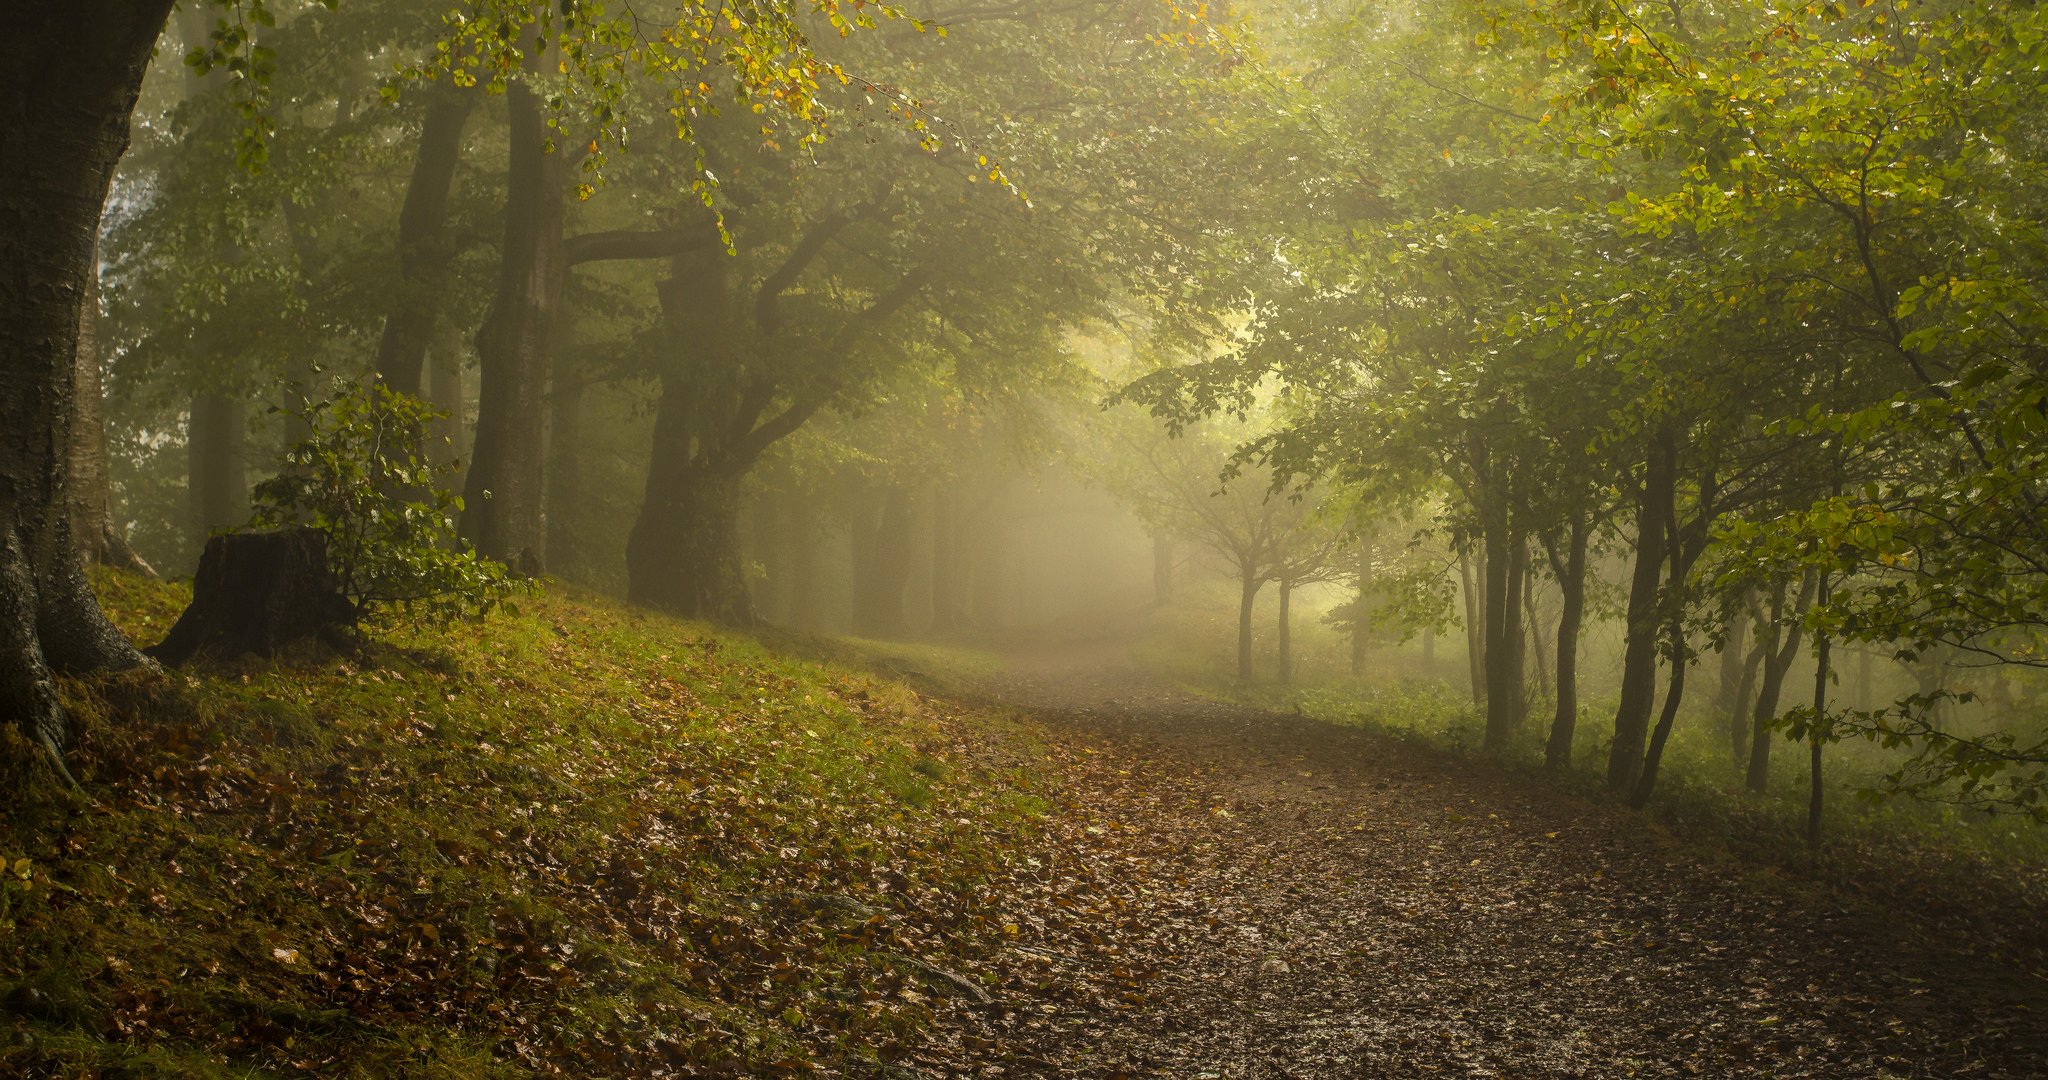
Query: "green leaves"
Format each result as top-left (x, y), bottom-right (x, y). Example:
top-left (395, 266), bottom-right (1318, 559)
top-left (249, 380), bottom-right (522, 631)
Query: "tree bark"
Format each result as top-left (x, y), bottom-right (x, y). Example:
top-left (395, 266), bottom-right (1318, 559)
top-left (187, 391), bottom-right (246, 546)
top-left (428, 335), bottom-right (466, 470)
top-left (1349, 543), bottom-right (1371, 676)
top-left (462, 72), bottom-right (564, 573)
top-left (1236, 568), bottom-right (1260, 682)
top-left (1746, 573), bottom-right (1817, 793)
top-left (625, 460), bottom-right (751, 624)
top-left (545, 340), bottom-right (583, 577)
top-left (1458, 548), bottom-right (1486, 706)
top-left (1543, 516), bottom-right (1588, 771)
top-left (0, 2), bottom-right (171, 759)
top-left (1481, 520), bottom-right (1519, 752)
top-left (1607, 425), bottom-right (1676, 791)
top-left (1714, 609), bottom-right (1751, 726)
top-left (147, 529), bottom-right (352, 666)
top-left (1807, 569), bottom-right (1833, 853)
top-left (374, 85), bottom-right (475, 396)
top-left (1631, 504), bottom-right (1696, 807)
top-left (68, 240), bottom-right (152, 575)
top-left (1729, 635), bottom-right (1766, 766)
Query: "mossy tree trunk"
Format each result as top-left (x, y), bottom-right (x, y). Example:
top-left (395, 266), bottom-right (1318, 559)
top-left (0, 2), bottom-right (172, 759)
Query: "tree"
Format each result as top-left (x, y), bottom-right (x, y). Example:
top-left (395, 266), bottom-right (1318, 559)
top-left (0, 3), bottom-right (175, 763)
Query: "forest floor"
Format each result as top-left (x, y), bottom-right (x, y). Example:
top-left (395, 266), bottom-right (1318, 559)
top-left (901, 634), bottom-right (2048, 1079)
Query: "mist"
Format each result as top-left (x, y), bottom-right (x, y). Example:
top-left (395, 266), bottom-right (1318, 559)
top-left (3, 1), bottom-right (2046, 1075)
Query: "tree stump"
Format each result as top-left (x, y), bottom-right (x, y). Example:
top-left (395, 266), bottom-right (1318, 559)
top-left (147, 528), bottom-right (355, 666)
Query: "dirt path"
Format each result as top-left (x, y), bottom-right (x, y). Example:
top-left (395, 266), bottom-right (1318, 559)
top-left (919, 639), bottom-right (2048, 1079)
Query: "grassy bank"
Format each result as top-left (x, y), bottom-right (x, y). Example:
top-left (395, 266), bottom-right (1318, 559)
top-left (0, 571), bottom-right (1057, 1077)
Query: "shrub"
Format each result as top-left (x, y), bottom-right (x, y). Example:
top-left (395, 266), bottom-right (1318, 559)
top-left (249, 380), bottom-right (520, 628)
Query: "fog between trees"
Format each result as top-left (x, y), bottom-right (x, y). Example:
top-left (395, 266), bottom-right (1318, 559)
top-left (3, 6), bottom-right (2048, 1069)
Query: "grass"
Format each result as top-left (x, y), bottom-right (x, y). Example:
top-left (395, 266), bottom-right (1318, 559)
top-left (1134, 595), bottom-right (2048, 872)
top-left (0, 570), bottom-right (1058, 1077)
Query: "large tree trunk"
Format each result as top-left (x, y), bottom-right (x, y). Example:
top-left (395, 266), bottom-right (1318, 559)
top-left (1607, 426), bottom-right (1676, 792)
top-left (626, 253), bottom-right (754, 626)
top-left (545, 345), bottom-right (583, 577)
top-left (1236, 568), bottom-right (1260, 682)
top-left (374, 86), bottom-right (475, 396)
top-left (1543, 516), bottom-right (1588, 771)
top-left (0, 3), bottom-right (171, 759)
top-left (461, 73), bottom-right (564, 573)
top-left (626, 458), bottom-right (752, 624)
top-left (428, 335), bottom-right (466, 470)
top-left (68, 241), bottom-right (152, 576)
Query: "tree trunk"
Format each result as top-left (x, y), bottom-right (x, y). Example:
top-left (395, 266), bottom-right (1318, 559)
top-left (932, 485), bottom-right (968, 633)
top-left (855, 486), bottom-right (915, 639)
top-left (428, 335), bottom-right (465, 470)
top-left (1746, 573), bottom-right (1816, 793)
top-left (187, 390), bottom-right (247, 547)
top-left (1505, 534), bottom-right (1529, 727)
top-left (625, 460), bottom-right (752, 624)
top-left (68, 240), bottom-right (152, 575)
top-left (1607, 426), bottom-right (1675, 792)
top-left (785, 490), bottom-right (821, 632)
top-left (1629, 613), bottom-right (1690, 809)
top-left (1459, 548), bottom-right (1486, 706)
top-left (374, 86), bottom-right (475, 396)
top-left (1349, 542), bottom-right (1372, 676)
top-left (1544, 516), bottom-right (1588, 771)
top-left (0, 2), bottom-right (171, 758)
top-left (1807, 569), bottom-right (1833, 853)
top-left (969, 481), bottom-right (1009, 630)
top-left (1237, 568), bottom-right (1260, 682)
top-left (1525, 567), bottom-right (1551, 707)
top-left (1632, 502), bottom-right (1698, 807)
top-left (1715, 610), bottom-right (1751, 726)
top-left (545, 346), bottom-right (583, 577)
top-left (1481, 521), bottom-right (1517, 752)
top-left (1729, 636), bottom-right (1765, 767)
top-left (1277, 577), bottom-right (1295, 685)
top-left (147, 529), bottom-right (353, 666)
top-left (462, 72), bottom-right (564, 573)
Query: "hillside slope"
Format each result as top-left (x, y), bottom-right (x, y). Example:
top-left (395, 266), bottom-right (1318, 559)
top-left (0, 572), bottom-right (1081, 1077)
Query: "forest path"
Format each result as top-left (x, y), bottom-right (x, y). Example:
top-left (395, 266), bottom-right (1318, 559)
top-left (927, 635), bottom-right (2047, 1079)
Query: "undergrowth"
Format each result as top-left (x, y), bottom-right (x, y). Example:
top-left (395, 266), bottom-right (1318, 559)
top-left (0, 570), bottom-right (1056, 1077)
